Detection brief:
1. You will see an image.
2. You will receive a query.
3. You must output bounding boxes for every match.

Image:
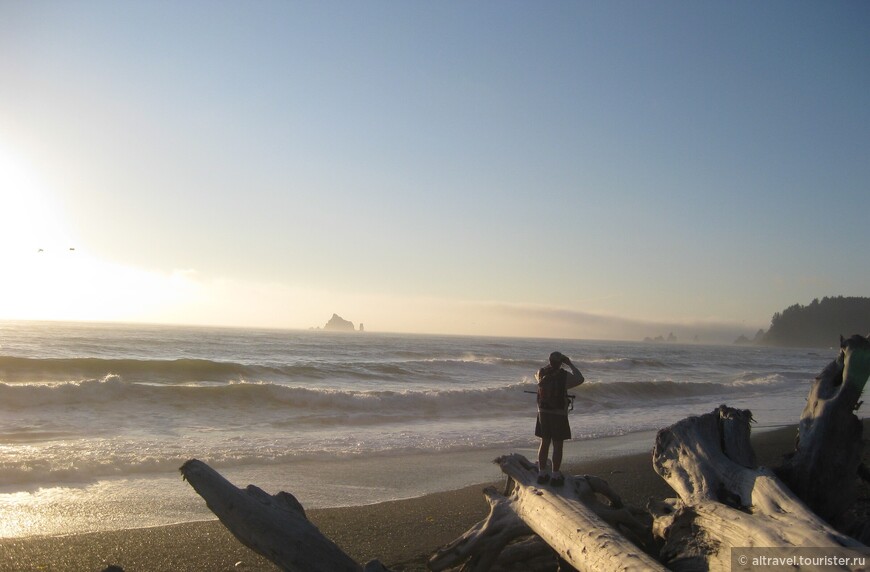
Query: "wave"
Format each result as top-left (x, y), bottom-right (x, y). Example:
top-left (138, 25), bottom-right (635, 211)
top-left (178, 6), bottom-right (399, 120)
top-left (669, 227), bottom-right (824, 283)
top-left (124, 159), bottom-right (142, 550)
top-left (0, 437), bottom-right (534, 487)
top-left (583, 357), bottom-right (672, 369)
top-left (574, 379), bottom-right (744, 406)
top-left (0, 428), bottom-right (76, 443)
top-left (0, 371), bottom-right (792, 418)
top-left (426, 355), bottom-right (674, 370)
top-left (0, 355), bottom-right (432, 385)
top-left (0, 374), bottom-right (797, 487)
top-left (0, 355), bottom-right (258, 384)
top-left (730, 372), bottom-right (794, 387)
top-left (0, 445), bottom-right (332, 487)
top-left (0, 376), bottom-right (531, 412)
top-left (0, 355), bottom-right (551, 389)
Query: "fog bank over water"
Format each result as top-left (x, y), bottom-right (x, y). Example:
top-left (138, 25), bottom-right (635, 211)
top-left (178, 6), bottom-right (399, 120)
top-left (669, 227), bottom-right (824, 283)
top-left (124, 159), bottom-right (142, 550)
top-left (477, 302), bottom-right (760, 344)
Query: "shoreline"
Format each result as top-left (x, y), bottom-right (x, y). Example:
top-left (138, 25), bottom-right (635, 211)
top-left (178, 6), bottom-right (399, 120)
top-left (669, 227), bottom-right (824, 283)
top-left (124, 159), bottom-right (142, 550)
top-left (0, 428), bottom-right (664, 540)
top-left (0, 424), bottom-right (802, 572)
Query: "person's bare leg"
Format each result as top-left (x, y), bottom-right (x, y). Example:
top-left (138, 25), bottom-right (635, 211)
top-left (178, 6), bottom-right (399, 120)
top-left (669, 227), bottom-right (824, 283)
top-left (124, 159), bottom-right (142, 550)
top-left (538, 436), bottom-right (551, 471)
top-left (552, 439), bottom-right (564, 473)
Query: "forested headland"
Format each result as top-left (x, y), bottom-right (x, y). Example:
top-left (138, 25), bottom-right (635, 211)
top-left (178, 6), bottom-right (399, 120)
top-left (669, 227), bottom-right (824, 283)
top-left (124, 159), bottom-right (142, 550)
top-left (749, 296), bottom-right (870, 348)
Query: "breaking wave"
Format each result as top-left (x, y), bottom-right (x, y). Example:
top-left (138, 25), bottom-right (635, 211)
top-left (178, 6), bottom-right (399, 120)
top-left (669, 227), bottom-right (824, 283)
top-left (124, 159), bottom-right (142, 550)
top-left (0, 372), bottom-right (792, 417)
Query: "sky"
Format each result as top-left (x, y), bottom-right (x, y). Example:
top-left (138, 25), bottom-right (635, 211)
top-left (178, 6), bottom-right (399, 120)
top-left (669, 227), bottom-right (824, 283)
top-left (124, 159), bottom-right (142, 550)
top-left (0, 1), bottom-right (868, 342)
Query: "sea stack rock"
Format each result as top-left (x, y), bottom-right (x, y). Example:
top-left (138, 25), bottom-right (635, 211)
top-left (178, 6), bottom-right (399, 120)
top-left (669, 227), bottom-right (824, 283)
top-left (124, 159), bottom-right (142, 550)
top-left (359, 323), bottom-right (365, 332)
top-left (324, 313), bottom-right (355, 332)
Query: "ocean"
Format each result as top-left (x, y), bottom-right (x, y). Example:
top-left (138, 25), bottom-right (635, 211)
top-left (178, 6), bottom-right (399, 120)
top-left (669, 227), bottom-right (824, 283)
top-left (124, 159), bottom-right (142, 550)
top-left (0, 321), bottom-right (838, 538)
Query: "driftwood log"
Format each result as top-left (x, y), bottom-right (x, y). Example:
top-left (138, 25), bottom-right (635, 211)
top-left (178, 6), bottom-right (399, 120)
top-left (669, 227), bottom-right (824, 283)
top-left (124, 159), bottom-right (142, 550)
top-left (652, 405), bottom-right (864, 571)
top-left (179, 459), bottom-right (391, 572)
top-left (427, 485), bottom-right (544, 572)
top-left (431, 453), bottom-right (663, 572)
top-left (778, 334), bottom-right (870, 534)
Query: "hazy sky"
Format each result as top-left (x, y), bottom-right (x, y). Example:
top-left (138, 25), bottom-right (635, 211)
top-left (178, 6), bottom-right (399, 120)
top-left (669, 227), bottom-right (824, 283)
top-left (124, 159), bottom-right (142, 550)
top-left (1, 1), bottom-right (868, 342)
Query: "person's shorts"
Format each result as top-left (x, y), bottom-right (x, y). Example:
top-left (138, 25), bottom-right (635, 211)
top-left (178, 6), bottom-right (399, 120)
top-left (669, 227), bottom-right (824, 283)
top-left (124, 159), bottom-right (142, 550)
top-left (535, 411), bottom-right (571, 441)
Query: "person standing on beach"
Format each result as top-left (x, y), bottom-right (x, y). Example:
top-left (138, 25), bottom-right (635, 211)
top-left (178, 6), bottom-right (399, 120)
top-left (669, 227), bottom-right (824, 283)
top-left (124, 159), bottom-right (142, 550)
top-left (535, 351), bottom-right (585, 486)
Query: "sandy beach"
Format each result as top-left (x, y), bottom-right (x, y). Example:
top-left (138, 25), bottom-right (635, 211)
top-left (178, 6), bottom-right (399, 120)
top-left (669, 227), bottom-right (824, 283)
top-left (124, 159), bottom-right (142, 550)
top-left (0, 424), bottom-right (805, 572)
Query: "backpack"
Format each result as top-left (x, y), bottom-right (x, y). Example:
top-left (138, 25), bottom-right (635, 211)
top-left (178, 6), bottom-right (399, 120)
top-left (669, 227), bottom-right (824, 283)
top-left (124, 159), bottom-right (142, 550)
top-left (537, 367), bottom-right (568, 411)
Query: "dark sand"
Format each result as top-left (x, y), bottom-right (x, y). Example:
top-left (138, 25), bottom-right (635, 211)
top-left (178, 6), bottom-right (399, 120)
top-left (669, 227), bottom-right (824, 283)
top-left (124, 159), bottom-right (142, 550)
top-left (0, 426), bottom-right (799, 572)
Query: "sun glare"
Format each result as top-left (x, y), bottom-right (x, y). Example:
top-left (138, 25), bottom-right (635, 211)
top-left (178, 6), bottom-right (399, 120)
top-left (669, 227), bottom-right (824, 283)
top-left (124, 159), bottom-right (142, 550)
top-left (0, 144), bottom-right (204, 323)
top-left (0, 146), bottom-right (70, 257)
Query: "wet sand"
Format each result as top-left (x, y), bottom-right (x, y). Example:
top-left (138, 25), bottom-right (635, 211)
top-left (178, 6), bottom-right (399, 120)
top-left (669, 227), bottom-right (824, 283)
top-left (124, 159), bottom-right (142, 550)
top-left (0, 425), bottom-right (798, 571)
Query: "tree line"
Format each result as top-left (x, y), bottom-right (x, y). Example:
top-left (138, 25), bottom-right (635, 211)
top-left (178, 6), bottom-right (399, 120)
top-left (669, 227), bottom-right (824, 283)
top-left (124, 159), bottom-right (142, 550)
top-left (759, 296), bottom-right (870, 348)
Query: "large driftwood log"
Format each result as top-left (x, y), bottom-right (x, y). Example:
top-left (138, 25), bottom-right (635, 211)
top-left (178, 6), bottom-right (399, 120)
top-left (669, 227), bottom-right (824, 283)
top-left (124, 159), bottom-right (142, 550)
top-left (495, 454), bottom-right (662, 571)
top-left (778, 334), bottom-right (870, 530)
top-left (432, 453), bottom-right (664, 572)
top-left (180, 460), bottom-right (390, 572)
top-left (652, 405), bottom-right (864, 571)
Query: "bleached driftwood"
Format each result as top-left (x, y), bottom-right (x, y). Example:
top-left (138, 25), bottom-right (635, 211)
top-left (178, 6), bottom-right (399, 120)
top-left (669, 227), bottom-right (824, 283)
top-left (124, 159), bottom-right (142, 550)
top-left (432, 453), bottom-right (663, 572)
top-left (428, 486), bottom-right (539, 572)
top-left (778, 335), bottom-right (870, 532)
top-left (652, 405), bottom-right (865, 571)
top-left (488, 536), bottom-right (558, 572)
top-left (496, 454), bottom-right (661, 571)
top-left (180, 459), bottom-right (391, 572)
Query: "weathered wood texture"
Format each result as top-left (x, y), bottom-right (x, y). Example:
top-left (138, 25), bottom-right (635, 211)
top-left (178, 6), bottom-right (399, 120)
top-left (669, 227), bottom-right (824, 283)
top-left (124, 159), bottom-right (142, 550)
top-left (778, 335), bottom-right (870, 528)
top-left (652, 405), bottom-right (864, 571)
top-left (495, 454), bottom-right (663, 572)
top-left (428, 486), bottom-right (538, 572)
top-left (431, 454), bottom-right (660, 572)
top-left (180, 459), bottom-right (389, 572)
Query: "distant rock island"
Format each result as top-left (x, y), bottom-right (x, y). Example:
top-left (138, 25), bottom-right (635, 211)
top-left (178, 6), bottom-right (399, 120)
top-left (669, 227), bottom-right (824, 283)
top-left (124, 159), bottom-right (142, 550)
top-left (644, 332), bottom-right (678, 343)
top-left (736, 296), bottom-right (870, 348)
top-left (318, 313), bottom-right (364, 332)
